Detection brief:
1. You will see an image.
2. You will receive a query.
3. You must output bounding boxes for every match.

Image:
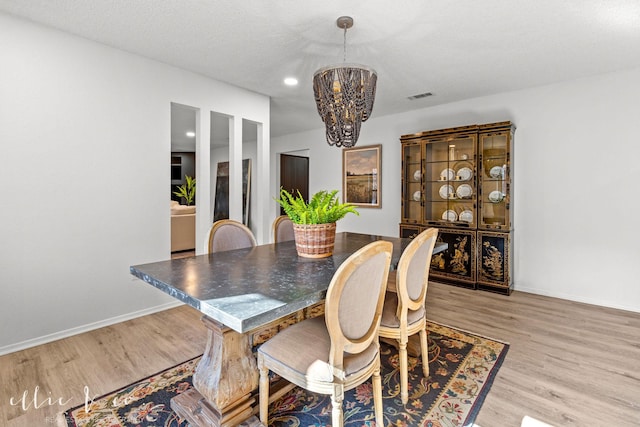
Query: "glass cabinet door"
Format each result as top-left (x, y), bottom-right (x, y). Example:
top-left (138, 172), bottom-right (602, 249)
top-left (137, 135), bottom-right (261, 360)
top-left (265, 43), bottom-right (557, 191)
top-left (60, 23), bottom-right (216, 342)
top-left (423, 134), bottom-right (477, 227)
top-left (401, 142), bottom-right (423, 223)
top-left (479, 130), bottom-right (511, 230)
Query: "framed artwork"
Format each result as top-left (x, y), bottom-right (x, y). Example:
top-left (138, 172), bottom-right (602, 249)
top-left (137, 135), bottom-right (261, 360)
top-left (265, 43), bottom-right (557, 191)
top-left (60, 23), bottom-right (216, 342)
top-left (213, 159), bottom-right (251, 226)
top-left (342, 144), bottom-right (381, 208)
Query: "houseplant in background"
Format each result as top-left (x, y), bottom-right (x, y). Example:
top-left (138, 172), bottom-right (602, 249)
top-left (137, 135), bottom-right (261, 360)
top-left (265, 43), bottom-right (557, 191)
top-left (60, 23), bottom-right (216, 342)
top-left (173, 175), bottom-right (196, 206)
top-left (276, 188), bottom-right (359, 258)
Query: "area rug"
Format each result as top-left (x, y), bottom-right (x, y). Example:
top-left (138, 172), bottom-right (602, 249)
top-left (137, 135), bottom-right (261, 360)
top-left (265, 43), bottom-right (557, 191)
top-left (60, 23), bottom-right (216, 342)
top-left (63, 321), bottom-right (508, 427)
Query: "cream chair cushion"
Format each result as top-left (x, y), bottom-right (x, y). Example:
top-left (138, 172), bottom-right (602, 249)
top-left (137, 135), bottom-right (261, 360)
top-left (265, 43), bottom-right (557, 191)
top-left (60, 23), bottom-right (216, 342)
top-left (259, 317), bottom-right (378, 383)
top-left (380, 292), bottom-right (425, 327)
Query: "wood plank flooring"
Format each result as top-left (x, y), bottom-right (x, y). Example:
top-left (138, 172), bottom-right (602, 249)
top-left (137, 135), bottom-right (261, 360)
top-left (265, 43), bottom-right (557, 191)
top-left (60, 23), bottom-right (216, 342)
top-left (426, 283), bottom-right (640, 427)
top-left (0, 306), bottom-right (207, 427)
top-left (1, 282), bottom-right (639, 427)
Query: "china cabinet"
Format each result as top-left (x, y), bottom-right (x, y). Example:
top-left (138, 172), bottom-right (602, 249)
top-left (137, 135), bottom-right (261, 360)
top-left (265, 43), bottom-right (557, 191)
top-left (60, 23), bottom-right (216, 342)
top-left (400, 121), bottom-right (514, 294)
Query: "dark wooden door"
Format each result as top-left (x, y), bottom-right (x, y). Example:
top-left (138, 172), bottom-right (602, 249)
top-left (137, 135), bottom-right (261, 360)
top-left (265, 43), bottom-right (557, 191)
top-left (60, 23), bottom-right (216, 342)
top-left (280, 154), bottom-right (309, 215)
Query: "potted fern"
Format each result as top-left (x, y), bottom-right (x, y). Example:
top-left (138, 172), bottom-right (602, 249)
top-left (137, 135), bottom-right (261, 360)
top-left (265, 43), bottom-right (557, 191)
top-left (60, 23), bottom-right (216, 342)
top-left (276, 189), bottom-right (359, 258)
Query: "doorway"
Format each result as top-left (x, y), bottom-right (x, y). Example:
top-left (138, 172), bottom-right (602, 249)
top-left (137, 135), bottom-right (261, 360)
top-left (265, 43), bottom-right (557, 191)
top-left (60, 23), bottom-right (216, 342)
top-left (279, 154), bottom-right (309, 215)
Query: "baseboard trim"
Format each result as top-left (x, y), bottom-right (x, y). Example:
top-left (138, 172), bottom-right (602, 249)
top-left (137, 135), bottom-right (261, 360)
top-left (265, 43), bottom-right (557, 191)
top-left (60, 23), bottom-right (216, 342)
top-left (0, 301), bottom-right (184, 356)
top-left (514, 286), bottom-right (640, 314)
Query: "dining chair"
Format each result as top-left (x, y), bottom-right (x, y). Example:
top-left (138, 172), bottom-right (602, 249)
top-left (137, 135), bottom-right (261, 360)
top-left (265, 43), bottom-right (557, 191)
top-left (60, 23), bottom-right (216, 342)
top-left (205, 219), bottom-right (257, 253)
top-left (272, 215), bottom-right (295, 243)
top-left (378, 227), bottom-right (438, 405)
top-left (257, 240), bottom-right (393, 427)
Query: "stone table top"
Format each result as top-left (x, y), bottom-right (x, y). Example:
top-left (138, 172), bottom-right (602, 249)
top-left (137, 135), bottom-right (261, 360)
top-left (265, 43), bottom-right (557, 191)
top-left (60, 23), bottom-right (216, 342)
top-left (130, 232), bottom-right (446, 334)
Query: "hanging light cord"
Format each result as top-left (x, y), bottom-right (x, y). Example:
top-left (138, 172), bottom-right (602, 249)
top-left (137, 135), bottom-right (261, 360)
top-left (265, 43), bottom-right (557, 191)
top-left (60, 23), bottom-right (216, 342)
top-left (343, 24), bottom-right (347, 62)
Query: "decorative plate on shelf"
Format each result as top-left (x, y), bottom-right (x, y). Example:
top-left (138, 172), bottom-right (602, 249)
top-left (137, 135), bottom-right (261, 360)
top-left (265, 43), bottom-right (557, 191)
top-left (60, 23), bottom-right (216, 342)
top-left (489, 190), bottom-right (505, 203)
top-left (413, 169), bottom-right (422, 181)
top-left (489, 166), bottom-right (504, 178)
top-left (412, 190), bottom-right (421, 201)
top-left (456, 166), bottom-right (472, 181)
top-left (460, 209), bottom-right (473, 223)
top-left (456, 184), bottom-right (472, 199)
top-left (440, 168), bottom-right (455, 181)
top-left (442, 210), bottom-right (458, 222)
top-left (439, 184), bottom-right (454, 199)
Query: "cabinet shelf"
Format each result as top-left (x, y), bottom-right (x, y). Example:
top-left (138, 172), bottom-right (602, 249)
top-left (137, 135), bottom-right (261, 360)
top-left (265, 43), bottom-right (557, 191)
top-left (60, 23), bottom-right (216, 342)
top-left (426, 160), bottom-right (458, 164)
top-left (428, 220), bottom-right (473, 228)
top-left (428, 181), bottom-right (475, 186)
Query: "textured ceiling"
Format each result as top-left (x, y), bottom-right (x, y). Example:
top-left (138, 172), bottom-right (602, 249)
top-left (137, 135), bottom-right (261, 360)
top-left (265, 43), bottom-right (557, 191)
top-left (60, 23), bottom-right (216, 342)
top-left (3, 0), bottom-right (640, 143)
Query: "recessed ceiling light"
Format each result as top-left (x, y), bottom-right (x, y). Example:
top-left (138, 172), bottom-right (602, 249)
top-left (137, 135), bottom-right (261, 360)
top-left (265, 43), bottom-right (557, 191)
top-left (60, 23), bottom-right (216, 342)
top-left (186, 131), bottom-right (195, 138)
top-left (284, 77), bottom-right (298, 86)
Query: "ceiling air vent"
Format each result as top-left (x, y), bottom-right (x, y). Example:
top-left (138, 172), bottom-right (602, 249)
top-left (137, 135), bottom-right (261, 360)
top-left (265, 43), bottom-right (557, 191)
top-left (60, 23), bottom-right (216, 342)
top-left (407, 92), bottom-right (433, 100)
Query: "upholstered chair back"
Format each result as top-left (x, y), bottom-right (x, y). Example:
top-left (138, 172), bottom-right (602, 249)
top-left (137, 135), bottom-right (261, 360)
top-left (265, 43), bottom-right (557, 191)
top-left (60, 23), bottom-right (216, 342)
top-left (205, 219), bottom-right (256, 254)
top-left (272, 215), bottom-right (295, 243)
top-left (400, 228), bottom-right (438, 314)
top-left (325, 241), bottom-right (392, 367)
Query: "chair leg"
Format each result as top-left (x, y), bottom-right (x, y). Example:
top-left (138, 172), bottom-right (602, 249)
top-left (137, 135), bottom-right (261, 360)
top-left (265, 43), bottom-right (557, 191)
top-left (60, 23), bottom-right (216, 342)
top-left (258, 355), bottom-right (270, 425)
top-left (419, 328), bottom-right (429, 378)
top-left (372, 359), bottom-right (384, 426)
top-left (399, 339), bottom-right (409, 405)
top-left (331, 383), bottom-right (344, 427)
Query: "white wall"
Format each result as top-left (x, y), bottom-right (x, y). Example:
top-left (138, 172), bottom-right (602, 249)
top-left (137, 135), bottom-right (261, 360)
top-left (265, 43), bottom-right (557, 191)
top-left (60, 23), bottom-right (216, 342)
top-left (0, 14), bottom-right (270, 353)
top-left (272, 67), bottom-right (640, 313)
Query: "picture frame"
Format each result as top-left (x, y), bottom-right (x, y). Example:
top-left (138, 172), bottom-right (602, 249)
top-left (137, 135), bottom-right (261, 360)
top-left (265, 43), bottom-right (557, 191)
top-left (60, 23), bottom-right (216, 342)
top-left (342, 144), bottom-right (381, 208)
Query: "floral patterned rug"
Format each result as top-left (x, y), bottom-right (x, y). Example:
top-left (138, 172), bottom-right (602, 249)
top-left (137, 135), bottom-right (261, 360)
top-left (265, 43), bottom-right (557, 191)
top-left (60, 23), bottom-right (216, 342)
top-left (63, 321), bottom-right (508, 427)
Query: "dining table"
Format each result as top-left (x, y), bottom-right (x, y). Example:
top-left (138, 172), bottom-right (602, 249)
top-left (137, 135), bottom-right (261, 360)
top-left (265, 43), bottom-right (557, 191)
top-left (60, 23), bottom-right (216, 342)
top-left (130, 231), bottom-right (447, 427)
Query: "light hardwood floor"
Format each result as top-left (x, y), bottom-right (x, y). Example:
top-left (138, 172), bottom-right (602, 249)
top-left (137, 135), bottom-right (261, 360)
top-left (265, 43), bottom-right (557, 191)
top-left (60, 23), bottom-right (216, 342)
top-left (1, 282), bottom-right (639, 427)
top-left (0, 306), bottom-right (207, 427)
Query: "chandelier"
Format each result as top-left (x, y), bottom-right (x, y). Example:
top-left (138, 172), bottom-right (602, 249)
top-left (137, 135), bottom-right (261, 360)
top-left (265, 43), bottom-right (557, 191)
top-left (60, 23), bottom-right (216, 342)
top-left (313, 16), bottom-right (377, 148)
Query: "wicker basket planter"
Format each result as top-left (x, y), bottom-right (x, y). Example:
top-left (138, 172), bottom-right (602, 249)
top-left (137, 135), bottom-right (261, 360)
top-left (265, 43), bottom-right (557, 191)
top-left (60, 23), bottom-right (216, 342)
top-left (292, 223), bottom-right (337, 258)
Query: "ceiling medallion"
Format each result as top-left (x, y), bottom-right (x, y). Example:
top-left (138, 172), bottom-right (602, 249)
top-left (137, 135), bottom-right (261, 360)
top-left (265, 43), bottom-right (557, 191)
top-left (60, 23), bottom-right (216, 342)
top-left (313, 16), bottom-right (377, 148)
